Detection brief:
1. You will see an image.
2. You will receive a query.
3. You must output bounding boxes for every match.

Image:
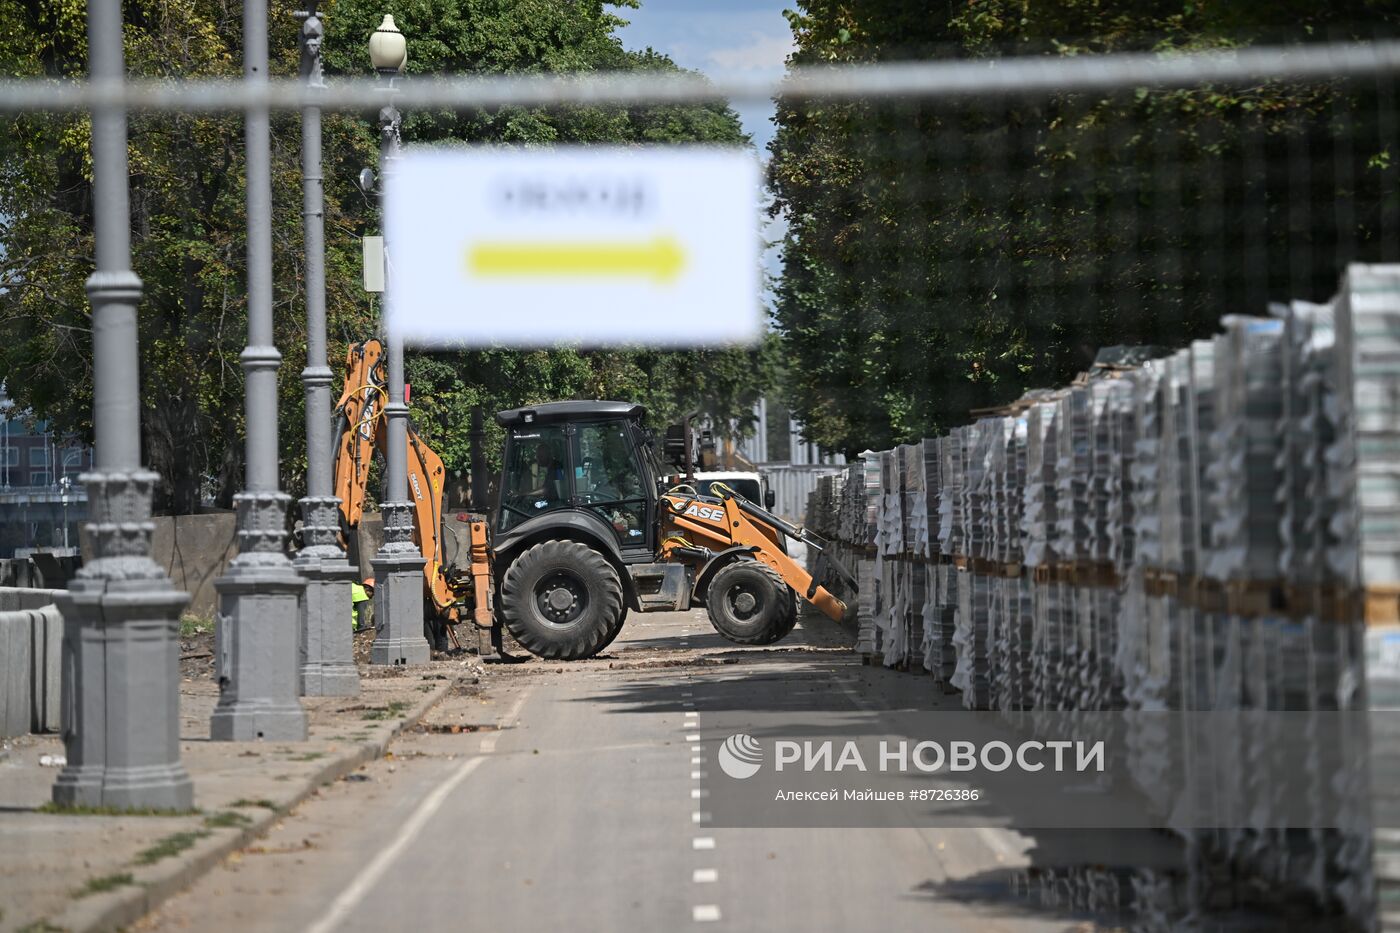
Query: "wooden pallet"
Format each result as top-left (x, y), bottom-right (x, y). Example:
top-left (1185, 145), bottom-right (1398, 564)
top-left (1366, 584), bottom-right (1400, 626)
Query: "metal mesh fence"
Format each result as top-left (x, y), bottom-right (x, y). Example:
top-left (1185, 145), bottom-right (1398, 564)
top-left (767, 58), bottom-right (1400, 445)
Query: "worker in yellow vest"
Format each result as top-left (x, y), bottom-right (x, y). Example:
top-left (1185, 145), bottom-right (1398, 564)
top-left (351, 577), bottom-right (375, 631)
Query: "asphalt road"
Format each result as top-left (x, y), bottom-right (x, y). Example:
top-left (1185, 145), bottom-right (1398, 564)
top-left (135, 610), bottom-right (1171, 933)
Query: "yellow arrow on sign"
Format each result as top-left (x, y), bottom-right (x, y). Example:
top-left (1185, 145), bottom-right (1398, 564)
top-left (466, 235), bottom-right (686, 284)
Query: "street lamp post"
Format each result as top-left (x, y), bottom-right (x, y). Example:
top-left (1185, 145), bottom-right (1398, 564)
top-left (59, 474), bottom-right (69, 550)
top-left (367, 15), bottom-right (430, 666)
top-left (52, 0), bottom-right (192, 810)
top-left (293, 1), bottom-right (360, 698)
top-left (210, 0), bottom-right (309, 741)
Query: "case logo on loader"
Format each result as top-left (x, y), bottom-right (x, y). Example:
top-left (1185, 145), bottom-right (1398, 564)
top-left (684, 503), bottom-right (725, 522)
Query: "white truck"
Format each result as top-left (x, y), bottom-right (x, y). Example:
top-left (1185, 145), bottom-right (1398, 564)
top-left (688, 470), bottom-right (775, 512)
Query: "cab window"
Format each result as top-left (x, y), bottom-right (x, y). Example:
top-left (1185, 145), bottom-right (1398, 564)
top-left (500, 426), bottom-right (569, 531)
top-left (575, 421), bottom-right (648, 547)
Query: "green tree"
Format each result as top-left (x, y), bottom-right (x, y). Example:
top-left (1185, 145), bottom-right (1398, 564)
top-left (769, 1), bottom-right (1400, 455)
top-left (0, 0), bottom-right (772, 513)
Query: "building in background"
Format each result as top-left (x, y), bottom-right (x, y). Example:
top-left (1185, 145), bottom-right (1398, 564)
top-left (0, 384), bottom-right (91, 557)
top-left (730, 397), bottom-right (845, 521)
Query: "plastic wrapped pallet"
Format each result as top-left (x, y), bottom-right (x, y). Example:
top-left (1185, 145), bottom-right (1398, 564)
top-left (921, 438), bottom-right (952, 679)
top-left (1053, 387), bottom-right (1092, 727)
top-left (1336, 266), bottom-right (1400, 924)
top-left (1200, 317), bottom-right (1287, 860)
top-left (1004, 417), bottom-right (1034, 714)
top-left (1119, 361), bottom-right (1187, 826)
top-left (1023, 397), bottom-right (1060, 717)
top-left (957, 420), bottom-right (997, 709)
top-left (939, 430), bottom-right (968, 691)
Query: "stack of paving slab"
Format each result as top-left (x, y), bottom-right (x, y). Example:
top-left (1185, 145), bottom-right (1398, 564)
top-left (1336, 268), bottom-right (1400, 924)
top-left (1023, 395), bottom-right (1064, 722)
top-left (952, 423), bottom-right (994, 708)
top-left (794, 265), bottom-right (1400, 930)
top-left (936, 432), bottom-right (966, 687)
top-left (921, 438), bottom-right (951, 681)
top-left (874, 450), bottom-right (902, 664)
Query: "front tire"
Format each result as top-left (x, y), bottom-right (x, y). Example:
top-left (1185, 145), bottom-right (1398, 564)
top-left (706, 560), bottom-right (795, 646)
top-left (499, 541), bottom-right (625, 660)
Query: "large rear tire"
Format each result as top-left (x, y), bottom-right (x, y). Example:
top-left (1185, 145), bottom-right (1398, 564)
top-left (596, 606), bottom-right (629, 653)
top-left (500, 541), bottom-right (625, 660)
top-left (706, 560), bottom-right (795, 646)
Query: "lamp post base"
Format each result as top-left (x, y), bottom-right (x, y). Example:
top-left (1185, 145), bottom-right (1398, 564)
top-left (211, 541), bottom-right (308, 742)
top-left (295, 495), bottom-right (360, 697)
top-left (369, 556), bottom-right (429, 666)
top-left (52, 546), bottom-right (194, 811)
top-left (295, 551), bottom-right (361, 696)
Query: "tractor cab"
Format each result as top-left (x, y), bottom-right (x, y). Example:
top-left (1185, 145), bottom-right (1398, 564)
top-left (495, 401), bottom-right (659, 557)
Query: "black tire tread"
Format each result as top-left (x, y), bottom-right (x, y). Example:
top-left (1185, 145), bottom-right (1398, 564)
top-left (499, 540), bottom-right (624, 660)
top-left (708, 560), bottom-right (795, 646)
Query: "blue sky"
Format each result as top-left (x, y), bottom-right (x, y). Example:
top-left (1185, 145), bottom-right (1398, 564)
top-left (614, 0), bottom-right (795, 154)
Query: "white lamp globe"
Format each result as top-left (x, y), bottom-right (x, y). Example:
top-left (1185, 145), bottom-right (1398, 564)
top-left (369, 14), bottom-right (407, 74)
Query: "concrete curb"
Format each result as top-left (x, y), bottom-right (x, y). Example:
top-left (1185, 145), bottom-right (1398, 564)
top-left (48, 678), bottom-right (455, 933)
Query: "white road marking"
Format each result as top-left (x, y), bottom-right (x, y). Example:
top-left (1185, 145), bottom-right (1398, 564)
top-left (693, 905), bottom-right (722, 922)
top-left (685, 734), bottom-right (700, 742)
top-left (690, 770), bottom-right (704, 780)
top-left (691, 788), bottom-right (707, 799)
top-left (682, 701), bottom-right (695, 707)
top-left (685, 710), bottom-right (698, 718)
top-left (691, 756), bottom-right (702, 765)
top-left (681, 692), bottom-right (693, 697)
top-left (693, 837), bottom-right (715, 850)
top-left (692, 811), bottom-right (710, 823)
top-left (693, 868), bottom-right (718, 883)
top-left (306, 756), bottom-right (485, 933)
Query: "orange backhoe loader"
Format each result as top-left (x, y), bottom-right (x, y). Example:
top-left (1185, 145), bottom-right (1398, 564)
top-left (332, 342), bottom-right (856, 660)
top-left (332, 340), bottom-right (490, 649)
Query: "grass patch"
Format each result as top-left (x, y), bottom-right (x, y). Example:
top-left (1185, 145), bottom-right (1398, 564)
top-left (133, 830), bottom-right (210, 866)
top-left (179, 613), bottom-right (214, 637)
top-left (17, 921), bottom-right (65, 933)
top-left (288, 751), bottom-right (325, 762)
top-left (361, 700), bottom-right (411, 721)
top-left (37, 802), bottom-right (197, 817)
top-left (73, 872), bottom-right (134, 897)
top-left (203, 811), bottom-right (252, 829)
top-left (229, 798), bottom-right (278, 810)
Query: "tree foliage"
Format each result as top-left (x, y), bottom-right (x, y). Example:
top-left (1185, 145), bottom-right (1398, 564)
top-left (769, 1), bottom-right (1400, 455)
top-left (0, 0), bottom-right (770, 512)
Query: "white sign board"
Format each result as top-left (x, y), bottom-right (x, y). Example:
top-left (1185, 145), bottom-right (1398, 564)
top-left (361, 235), bottom-right (384, 293)
top-left (384, 146), bottom-right (761, 347)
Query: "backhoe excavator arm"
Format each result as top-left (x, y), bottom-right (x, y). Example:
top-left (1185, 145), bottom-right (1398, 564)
top-left (332, 339), bottom-right (476, 628)
top-left (332, 339), bottom-right (386, 530)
